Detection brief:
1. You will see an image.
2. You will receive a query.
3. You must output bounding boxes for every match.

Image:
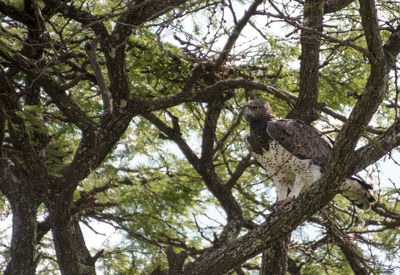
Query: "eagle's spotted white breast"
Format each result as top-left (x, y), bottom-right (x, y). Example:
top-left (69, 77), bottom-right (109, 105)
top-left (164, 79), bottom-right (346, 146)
top-left (246, 138), bottom-right (322, 202)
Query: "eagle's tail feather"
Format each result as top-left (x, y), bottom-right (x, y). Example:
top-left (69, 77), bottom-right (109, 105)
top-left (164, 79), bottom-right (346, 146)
top-left (340, 177), bottom-right (376, 210)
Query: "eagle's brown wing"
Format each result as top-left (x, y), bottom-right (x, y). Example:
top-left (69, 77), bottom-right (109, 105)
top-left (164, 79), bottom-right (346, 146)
top-left (266, 119), bottom-right (333, 167)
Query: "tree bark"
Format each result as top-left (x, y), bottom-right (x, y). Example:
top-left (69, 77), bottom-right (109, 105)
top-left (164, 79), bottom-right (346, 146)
top-left (287, 0), bottom-right (324, 123)
top-left (1, 170), bottom-right (40, 275)
top-left (260, 234), bottom-right (291, 275)
top-left (49, 194), bottom-right (96, 275)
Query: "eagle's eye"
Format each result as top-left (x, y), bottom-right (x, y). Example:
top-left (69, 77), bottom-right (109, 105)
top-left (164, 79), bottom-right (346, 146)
top-left (253, 106), bottom-right (259, 111)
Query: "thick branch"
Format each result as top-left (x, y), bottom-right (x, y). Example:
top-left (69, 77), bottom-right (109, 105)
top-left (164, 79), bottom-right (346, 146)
top-left (0, 1), bottom-right (34, 25)
top-left (324, 0), bottom-right (354, 13)
top-left (201, 101), bottom-right (222, 163)
top-left (260, 234), bottom-right (290, 275)
top-left (359, 0), bottom-right (384, 63)
top-left (42, 0), bottom-right (109, 38)
top-left (287, 0), bottom-right (324, 123)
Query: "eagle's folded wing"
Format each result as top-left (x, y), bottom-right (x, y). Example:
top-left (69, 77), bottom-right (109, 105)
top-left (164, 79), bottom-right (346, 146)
top-left (266, 119), bottom-right (333, 167)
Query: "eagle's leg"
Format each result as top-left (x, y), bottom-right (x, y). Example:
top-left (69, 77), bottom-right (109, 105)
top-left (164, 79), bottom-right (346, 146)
top-left (287, 176), bottom-right (305, 200)
top-left (276, 176), bottom-right (308, 209)
top-left (275, 181), bottom-right (289, 202)
top-left (274, 178), bottom-right (290, 210)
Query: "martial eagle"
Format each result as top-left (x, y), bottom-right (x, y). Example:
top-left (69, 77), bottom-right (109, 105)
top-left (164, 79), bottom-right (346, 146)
top-left (243, 99), bottom-right (376, 210)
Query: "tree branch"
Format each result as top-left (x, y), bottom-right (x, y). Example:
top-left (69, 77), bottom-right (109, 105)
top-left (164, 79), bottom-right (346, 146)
top-left (214, 0), bottom-right (264, 70)
top-left (143, 111), bottom-right (252, 244)
top-left (0, 48), bottom-right (98, 133)
top-left (142, 112), bottom-right (200, 167)
top-left (324, 0), bottom-right (354, 14)
top-left (287, 0), bottom-right (324, 123)
top-left (85, 37), bottom-right (112, 116)
top-left (359, 0), bottom-right (384, 63)
top-left (0, 0), bottom-right (34, 25)
top-left (42, 0), bottom-right (109, 38)
top-left (324, 213), bottom-right (371, 275)
top-left (201, 101), bottom-right (222, 163)
top-left (349, 120), bottom-right (400, 176)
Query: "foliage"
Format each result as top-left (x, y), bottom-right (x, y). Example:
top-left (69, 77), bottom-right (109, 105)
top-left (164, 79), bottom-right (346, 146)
top-left (0, 0), bottom-right (399, 274)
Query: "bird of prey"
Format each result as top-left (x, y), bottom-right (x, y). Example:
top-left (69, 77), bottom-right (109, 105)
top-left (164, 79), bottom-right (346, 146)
top-left (243, 99), bottom-right (376, 210)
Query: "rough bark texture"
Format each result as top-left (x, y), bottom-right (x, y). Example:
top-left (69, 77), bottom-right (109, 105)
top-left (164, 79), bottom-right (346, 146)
top-left (287, 0), bottom-right (324, 123)
top-left (3, 183), bottom-right (40, 275)
top-left (260, 234), bottom-right (290, 275)
top-left (50, 197), bottom-right (96, 275)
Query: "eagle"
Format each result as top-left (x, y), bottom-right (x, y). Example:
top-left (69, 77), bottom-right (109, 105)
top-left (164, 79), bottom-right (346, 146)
top-left (243, 99), bottom-right (376, 210)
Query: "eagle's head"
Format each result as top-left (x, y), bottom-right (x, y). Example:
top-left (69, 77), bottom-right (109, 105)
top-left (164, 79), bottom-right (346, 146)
top-left (243, 100), bottom-right (274, 121)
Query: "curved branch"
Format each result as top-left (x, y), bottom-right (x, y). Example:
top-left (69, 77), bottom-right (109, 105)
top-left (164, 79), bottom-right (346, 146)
top-left (324, 0), bottom-right (354, 14)
top-left (42, 0), bottom-right (109, 38)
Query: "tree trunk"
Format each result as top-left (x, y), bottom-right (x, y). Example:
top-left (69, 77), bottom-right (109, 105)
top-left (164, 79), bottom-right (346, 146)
top-left (3, 188), bottom-right (40, 275)
top-left (50, 197), bottom-right (96, 275)
top-left (260, 234), bottom-right (291, 275)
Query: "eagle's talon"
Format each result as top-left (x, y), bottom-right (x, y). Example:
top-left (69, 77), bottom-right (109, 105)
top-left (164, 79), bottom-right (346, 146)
top-left (274, 197), bottom-right (294, 210)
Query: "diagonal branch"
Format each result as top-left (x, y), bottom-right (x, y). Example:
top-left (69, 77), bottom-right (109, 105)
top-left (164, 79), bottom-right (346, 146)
top-left (142, 112), bottom-right (200, 167)
top-left (85, 37), bottom-right (112, 116)
top-left (143, 112), bottom-right (252, 242)
top-left (358, 0), bottom-right (384, 63)
top-left (0, 0), bottom-right (35, 25)
top-left (0, 48), bottom-right (97, 132)
top-left (214, 0), bottom-right (264, 71)
top-left (349, 120), bottom-right (400, 176)
top-left (324, 213), bottom-right (371, 275)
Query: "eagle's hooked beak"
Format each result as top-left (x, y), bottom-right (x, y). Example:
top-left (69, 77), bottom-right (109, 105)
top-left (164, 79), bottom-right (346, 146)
top-left (242, 104), bottom-right (251, 121)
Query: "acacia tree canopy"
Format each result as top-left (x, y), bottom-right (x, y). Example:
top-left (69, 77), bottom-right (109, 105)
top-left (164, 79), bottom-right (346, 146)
top-left (0, 0), bottom-right (400, 274)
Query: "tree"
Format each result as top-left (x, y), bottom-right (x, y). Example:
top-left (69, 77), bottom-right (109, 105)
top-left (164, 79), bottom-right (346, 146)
top-left (0, 0), bottom-right (399, 274)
